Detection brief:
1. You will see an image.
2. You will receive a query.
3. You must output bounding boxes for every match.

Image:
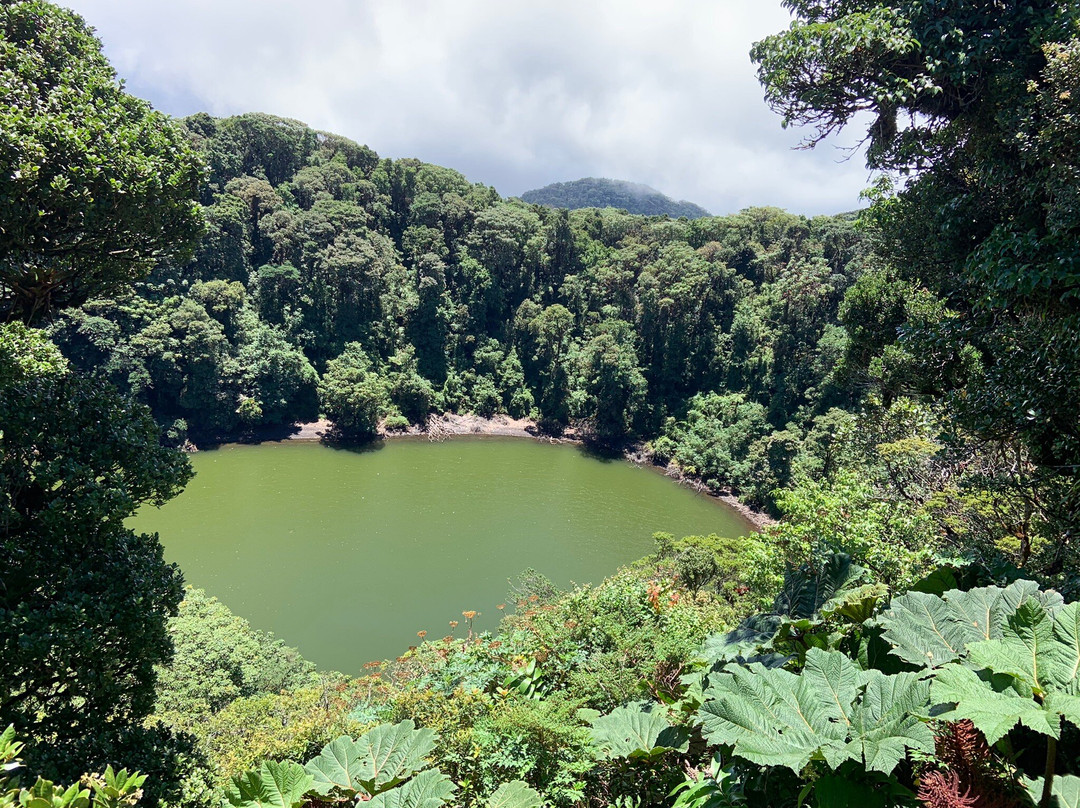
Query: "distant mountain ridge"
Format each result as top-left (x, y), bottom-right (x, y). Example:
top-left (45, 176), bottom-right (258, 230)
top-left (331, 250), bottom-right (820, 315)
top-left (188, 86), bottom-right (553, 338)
top-left (521, 177), bottom-right (712, 219)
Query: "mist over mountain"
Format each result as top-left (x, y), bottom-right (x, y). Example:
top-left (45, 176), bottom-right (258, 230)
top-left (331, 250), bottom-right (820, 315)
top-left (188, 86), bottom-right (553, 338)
top-left (521, 177), bottom-right (712, 219)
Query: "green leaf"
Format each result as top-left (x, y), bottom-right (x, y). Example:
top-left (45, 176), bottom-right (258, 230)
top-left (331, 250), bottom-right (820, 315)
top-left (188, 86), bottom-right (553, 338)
top-left (699, 655), bottom-right (847, 772)
top-left (908, 567), bottom-right (958, 597)
top-left (89, 766), bottom-right (147, 808)
top-left (21, 778), bottom-right (91, 808)
top-left (822, 584), bottom-right (889, 624)
top-left (699, 648), bottom-right (930, 774)
top-left (931, 664), bottom-right (1059, 744)
top-left (846, 671), bottom-right (934, 773)
top-left (224, 761), bottom-right (313, 808)
top-left (881, 589), bottom-right (988, 669)
top-left (700, 554), bottom-right (864, 672)
top-left (304, 722), bottom-right (438, 799)
top-left (966, 600), bottom-right (1056, 694)
top-left (587, 702), bottom-right (690, 760)
top-left (1001, 580), bottom-right (1063, 616)
top-left (809, 648), bottom-right (861, 731)
top-left (354, 720), bottom-right (438, 795)
top-left (774, 554), bottom-right (863, 620)
top-left (0, 725), bottom-right (22, 766)
top-left (880, 582), bottom-right (1051, 670)
top-left (1048, 602), bottom-right (1080, 691)
top-left (486, 781), bottom-right (544, 808)
top-left (1046, 692), bottom-right (1080, 732)
top-left (304, 735), bottom-right (366, 798)
top-left (1024, 774), bottom-right (1080, 808)
top-left (701, 615), bottom-right (782, 665)
top-left (365, 769), bottom-right (456, 808)
top-left (930, 595), bottom-right (1080, 745)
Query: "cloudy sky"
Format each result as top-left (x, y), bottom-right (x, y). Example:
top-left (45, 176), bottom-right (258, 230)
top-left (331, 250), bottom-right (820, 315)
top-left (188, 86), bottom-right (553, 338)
top-left (63, 0), bottom-right (873, 216)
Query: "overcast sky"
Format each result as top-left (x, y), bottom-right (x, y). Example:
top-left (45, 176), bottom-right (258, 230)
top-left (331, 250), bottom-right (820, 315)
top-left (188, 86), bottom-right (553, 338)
top-left (63, 0), bottom-right (873, 217)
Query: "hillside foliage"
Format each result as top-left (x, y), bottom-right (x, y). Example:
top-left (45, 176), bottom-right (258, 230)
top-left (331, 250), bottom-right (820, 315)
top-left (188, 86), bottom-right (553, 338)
top-left (520, 179), bottom-right (711, 219)
top-left (4, 0), bottom-right (1080, 806)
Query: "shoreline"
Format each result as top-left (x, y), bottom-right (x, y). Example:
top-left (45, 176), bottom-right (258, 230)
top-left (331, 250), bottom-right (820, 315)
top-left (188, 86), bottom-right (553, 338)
top-left (658, 464), bottom-right (776, 530)
top-left (276, 413), bottom-right (581, 442)
top-left (275, 414), bottom-right (776, 531)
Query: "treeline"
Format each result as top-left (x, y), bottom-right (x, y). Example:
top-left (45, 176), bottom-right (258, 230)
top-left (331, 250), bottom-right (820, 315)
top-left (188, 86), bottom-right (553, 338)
top-left (7, 0), bottom-right (1080, 806)
top-left (520, 177), bottom-right (712, 219)
top-left (47, 112), bottom-right (867, 507)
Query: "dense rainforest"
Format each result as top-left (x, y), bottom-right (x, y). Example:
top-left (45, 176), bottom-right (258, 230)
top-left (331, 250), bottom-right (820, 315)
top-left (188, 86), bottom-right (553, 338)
top-left (520, 179), bottom-right (712, 219)
top-left (3, 0), bottom-right (1080, 808)
top-left (43, 112), bottom-right (865, 511)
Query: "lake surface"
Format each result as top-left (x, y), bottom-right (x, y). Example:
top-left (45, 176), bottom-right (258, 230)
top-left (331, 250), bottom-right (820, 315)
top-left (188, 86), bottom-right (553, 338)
top-left (132, 438), bottom-right (753, 673)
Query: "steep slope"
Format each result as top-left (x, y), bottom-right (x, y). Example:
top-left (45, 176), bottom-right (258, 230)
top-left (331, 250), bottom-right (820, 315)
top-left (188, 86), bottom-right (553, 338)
top-left (521, 177), bottom-right (711, 218)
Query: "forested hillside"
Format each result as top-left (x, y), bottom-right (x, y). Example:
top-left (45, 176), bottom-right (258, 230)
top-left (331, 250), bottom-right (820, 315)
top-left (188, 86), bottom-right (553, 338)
top-left (47, 115), bottom-right (866, 508)
top-left (520, 178), bottom-right (712, 219)
top-left (5, 0), bottom-right (1080, 807)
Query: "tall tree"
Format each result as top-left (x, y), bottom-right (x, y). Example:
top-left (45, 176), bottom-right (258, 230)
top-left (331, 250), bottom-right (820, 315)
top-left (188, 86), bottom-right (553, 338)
top-left (577, 319), bottom-right (647, 445)
top-left (0, 1), bottom-right (203, 321)
top-left (753, 0), bottom-right (1080, 547)
top-left (0, 324), bottom-right (191, 780)
top-left (0, 3), bottom-right (206, 794)
top-left (318, 343), bottom-right (389, 439)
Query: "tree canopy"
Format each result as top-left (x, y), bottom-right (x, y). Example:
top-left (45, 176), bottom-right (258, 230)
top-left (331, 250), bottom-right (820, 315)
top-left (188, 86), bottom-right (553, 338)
top-left (0, 324), bottom-right (191, 779)
top-left (0, 3), bottom-right (200, 792)
top-left (521, 178), bottom-right (711, 219)
top-left (754, 0), bottom-right (1080, 543)
top-left (0, 1), bottom-right (204, 321)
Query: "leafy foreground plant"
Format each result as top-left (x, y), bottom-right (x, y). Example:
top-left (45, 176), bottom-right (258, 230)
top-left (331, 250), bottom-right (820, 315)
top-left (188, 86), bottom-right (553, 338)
top-left (225, 720), bottom-right (542, 808)
top-left (700, 647), bottom-right (934, 775)
top-left (685, 574), bottom-right (1080, 807)
top-left (581, 702), bottom-right (689, 763)
top-left (0, 725), bottom-right (146, 808)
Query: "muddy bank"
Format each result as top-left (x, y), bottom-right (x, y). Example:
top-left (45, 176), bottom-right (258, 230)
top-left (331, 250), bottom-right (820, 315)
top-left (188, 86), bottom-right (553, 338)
top-left (288, 419), bottom-right (332, 441)
top-left (387, 413), bottom-right (581, 442)
top-left (661, 467), bottom-right (777, 530)
top-left (283, 413), bottom-right (580, 443)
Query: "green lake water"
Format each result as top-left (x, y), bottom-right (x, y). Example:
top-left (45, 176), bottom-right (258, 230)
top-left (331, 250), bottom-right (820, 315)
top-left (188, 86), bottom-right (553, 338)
top-left (132, 437), bottom-right (754, 673)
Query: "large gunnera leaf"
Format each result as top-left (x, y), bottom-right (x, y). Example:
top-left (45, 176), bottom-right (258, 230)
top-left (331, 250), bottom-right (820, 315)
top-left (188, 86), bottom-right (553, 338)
top-left (1025, 774), bottom-right (1080, 808)
top-left (773, 553), bottom-right (863, 621)
top-left (699, 554), bottom-right (864, 669)
top-left (305, 720), bottom-right (438, 799)
top-left (365, 768), bottom-right (456, 808)
top-left (305, 734), bottom-right (367, 798)
top-left (880, 580), bottom-right (1062, 670)
top-left (698, 647), bottom-right (932, 774)
top-left (356, 720), bottom-right (438, 794)
top-left (486, 781), bottom-right (544, 808)
top-left (585, 702), bottom-right (690, 760)
top-left (932, 601), bottom-right (1080, 744)
top-left (225, 761), bottom-right (313, 808)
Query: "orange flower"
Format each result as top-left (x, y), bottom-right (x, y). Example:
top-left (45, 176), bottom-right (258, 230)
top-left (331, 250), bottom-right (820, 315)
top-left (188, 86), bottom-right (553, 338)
top-left (417, 630), bottom-right (427, 639)
top-left (463, 610), bottom-right (478, 619)
top-left (449, 620), bottom-right (459, 628)
top-left (647, 581), bottom-right (662, 612)
top-left (496, 604), bottom-right (506, 610)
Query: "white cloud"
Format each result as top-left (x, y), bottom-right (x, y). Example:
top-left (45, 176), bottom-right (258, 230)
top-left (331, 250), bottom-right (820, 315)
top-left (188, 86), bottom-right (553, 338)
top-left (64, 0), bottom-right (872, 215)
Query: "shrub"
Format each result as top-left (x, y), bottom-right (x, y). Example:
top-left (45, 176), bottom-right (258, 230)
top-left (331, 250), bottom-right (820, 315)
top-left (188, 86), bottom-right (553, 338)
top-left (154, 588), bottom-right (318, 728)
top-left (383, 413), bottom-right (411, 432)
top-left (199, 684), bottom-right (361, 786)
